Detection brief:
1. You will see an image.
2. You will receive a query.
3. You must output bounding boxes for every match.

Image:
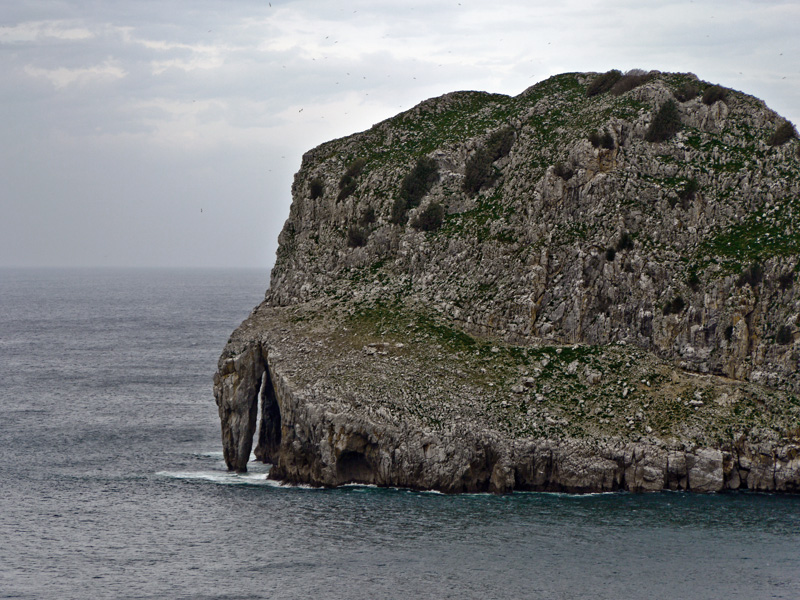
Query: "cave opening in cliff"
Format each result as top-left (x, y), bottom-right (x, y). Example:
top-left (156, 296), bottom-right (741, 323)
top-left (335, 450), bottom-right (373, 484)
top-left (254, 361), bottom-right (281, 465)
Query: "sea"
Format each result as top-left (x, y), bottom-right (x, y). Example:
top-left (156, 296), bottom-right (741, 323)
top-left (1, 267), bottom-right (799, 600)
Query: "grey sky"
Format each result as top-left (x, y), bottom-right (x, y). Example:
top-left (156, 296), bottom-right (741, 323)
top-left (2, 0), bottom-right (798, 269)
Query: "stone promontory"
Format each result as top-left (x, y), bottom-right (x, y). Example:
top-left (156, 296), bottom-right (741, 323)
top-left (215, 70), bottom-right (800, 493)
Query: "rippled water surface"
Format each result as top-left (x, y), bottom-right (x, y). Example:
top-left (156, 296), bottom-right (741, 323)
top-left (1, 268), bottom-right (799, 600)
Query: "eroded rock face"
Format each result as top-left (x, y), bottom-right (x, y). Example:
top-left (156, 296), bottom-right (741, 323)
top-left (213, 306), bottom-right (800, 493)
top-left (266, 72), bottom-right (800, 392)
top-left (215, 70), bottom-right (800, 493)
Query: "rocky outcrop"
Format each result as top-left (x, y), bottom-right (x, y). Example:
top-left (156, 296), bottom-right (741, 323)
top-left (213, 342), bottom-right (264, 472)
top-left (215, 70), bottom-right (800, 493)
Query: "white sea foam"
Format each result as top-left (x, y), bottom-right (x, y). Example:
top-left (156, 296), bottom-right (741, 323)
top-left (538, 490), bottom-right (625, 498)
top-left (157, 469), bottom-right (319, 490)
top-left (195, 451), bottom-right (224, 459)
top-left (157, 470), bottom-right (273, 486)
top-left (193, 450), bottom-right (258, 462)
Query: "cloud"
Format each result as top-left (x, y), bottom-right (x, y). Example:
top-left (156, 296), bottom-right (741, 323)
top-left (149, 52), bottom-right (226, 75)
top-left (2, 0), bottom-right (799, 268)
top-left (0, 20), bottom-right (94, 43)
top-left (115, 97), bottom-right (240, 150)
top-left (128, 37), bottom-right (227, 74)
top-left (24, 58), bottom-right (127, 89)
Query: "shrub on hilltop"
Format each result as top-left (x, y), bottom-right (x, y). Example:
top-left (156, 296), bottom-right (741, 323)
top-left (463, 126), bottom-right (516, 194)
top-left (645, 99), bottom-right (682, 142)
top-left (390, 197), bottom-right (409, 225)
top-left (677, 178), bottom-right (699, 207)
top-left (767, 120), bottom-right (798, 147)
top-left (411, 202), bottom-right (445, 232)
top-left (608, 70), bottom-right (653, 96)
top-left (776, 325), bottom-right (793, 345)
top-left (778, 271), bottom-right (794, 290)
top-left (401, 156), bottom-right (439, 208)
top-left (346, 225), bottom-right (368, 248)
top-left (674, 81), bottom-right (700, 102)
top-left (553, 162), bottom-right (573, 180)
top-left (586, 70), bottom-right (622, 97)
top-left (358, 206), bottom-right (376, 227)
top-left (338, 157), bottom-right (367, 202)
top-left (702, 85), bottom-right (728, 105)
top-left (663, 296), bottom-right (686, 316)
top-left (392, 156), bottom-right (440, 225)
top-left (309, 177), bottom-right (325, 200)
top-left (616, 232), bottom-right (634, 251)
top-left (589, 130), bottom-right (615, 149)
top-left (737, 263), bottom-right (764, 288)
top-left (679, 177), bottom-right (699, 199)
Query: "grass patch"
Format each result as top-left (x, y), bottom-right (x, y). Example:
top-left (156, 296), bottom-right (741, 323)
top-left (699, 196), bottom-right (800, 274)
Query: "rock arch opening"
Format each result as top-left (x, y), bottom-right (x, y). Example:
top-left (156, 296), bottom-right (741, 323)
top-left (254, 361), bottom-right (281, 464)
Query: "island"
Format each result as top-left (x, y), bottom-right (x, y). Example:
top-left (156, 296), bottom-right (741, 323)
top-left (215, 70), bottom-right (800, 493)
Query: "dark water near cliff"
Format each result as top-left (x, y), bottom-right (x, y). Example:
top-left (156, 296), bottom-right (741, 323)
top-left (1, 268), bottom-right (799, 600)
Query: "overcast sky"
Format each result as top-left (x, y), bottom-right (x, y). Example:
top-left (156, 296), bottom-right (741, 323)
top-left (2, 0), bottom-right (798, 269)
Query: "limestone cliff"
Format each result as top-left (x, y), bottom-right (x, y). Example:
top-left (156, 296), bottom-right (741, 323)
top-left (215, 70), bottom-right (800, 493)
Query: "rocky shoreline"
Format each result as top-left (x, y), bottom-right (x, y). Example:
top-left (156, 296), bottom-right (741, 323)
top-left (214, 305), bottom-right (799, 494)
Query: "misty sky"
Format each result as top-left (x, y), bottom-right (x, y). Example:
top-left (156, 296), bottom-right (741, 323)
top-left (2, 0), bottom-right (798, 269)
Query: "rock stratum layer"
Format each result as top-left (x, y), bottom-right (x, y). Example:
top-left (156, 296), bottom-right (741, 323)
top-left (215, 70), bottom-right (800, 493)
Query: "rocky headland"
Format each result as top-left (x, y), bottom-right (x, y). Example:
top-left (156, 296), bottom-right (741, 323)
top-left (215, 70), bottom-right (800, 493)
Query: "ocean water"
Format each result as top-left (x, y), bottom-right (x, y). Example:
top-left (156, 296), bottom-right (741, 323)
top-left (1, 268), bottom-right (799, 600)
